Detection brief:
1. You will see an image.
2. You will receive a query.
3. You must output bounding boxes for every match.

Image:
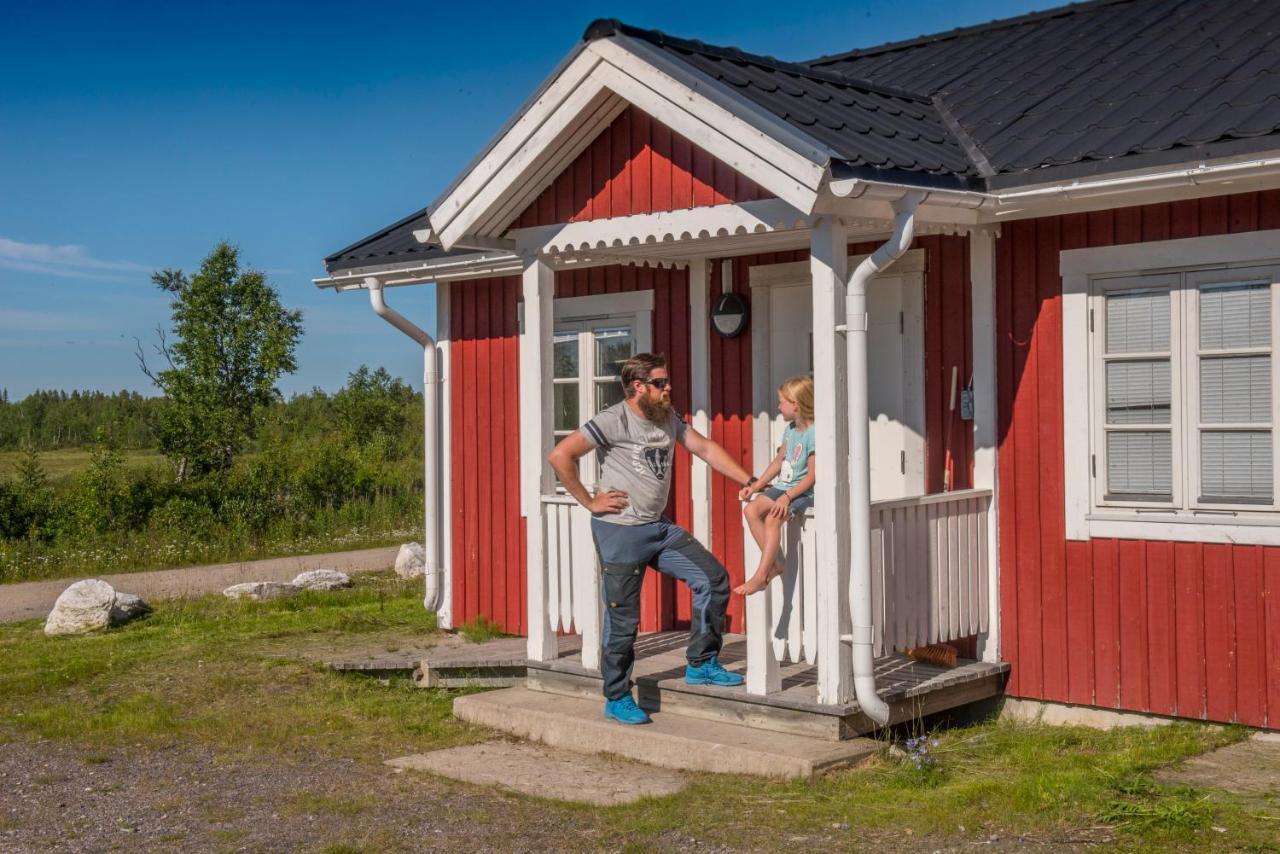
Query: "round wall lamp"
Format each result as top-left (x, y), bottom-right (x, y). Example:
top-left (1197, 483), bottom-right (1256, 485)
top-left (711, 291), bottom-right (749, 339)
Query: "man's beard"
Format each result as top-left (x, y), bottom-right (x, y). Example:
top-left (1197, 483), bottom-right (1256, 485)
top-left (638, 394), bottom-right (672, 421)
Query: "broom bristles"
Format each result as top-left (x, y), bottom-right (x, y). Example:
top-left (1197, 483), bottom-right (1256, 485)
top-left (905, 643), bottom-right (958, 668)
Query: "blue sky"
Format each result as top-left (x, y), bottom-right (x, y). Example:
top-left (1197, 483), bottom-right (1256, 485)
top-left (0, 0), bottom-right (1052, 399)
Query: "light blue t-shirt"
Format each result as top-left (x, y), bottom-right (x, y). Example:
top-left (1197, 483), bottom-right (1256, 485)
top-left (772, 422), bottom-right (815, 496)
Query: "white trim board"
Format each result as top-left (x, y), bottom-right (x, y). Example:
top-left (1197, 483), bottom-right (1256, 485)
top-left (1060, 228), bottom-right (1280, 545)
top-left (427, 37), bottom-right (830, 249)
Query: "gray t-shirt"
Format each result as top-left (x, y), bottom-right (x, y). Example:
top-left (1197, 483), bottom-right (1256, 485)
top-left (582, 401), bottom-right (687, 526)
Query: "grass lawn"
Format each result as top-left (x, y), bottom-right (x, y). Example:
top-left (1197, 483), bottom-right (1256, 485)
top-left (0, 448), bottom-right (169, 480)
top-left (2, 574), bottom-right (1274, 851)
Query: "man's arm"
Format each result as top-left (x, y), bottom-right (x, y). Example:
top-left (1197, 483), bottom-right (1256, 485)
top-left (680, 425), bottom-right (752, 486)
top-left (547, 431), bottom-right (629, 514)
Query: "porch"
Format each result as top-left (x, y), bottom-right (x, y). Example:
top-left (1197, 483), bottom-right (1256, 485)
top-left (510, 176), bottom-right (1004, 724)
top-left (526, 630), bottom-right (1007, 741)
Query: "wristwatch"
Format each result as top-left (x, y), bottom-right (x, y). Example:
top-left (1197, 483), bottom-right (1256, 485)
top-left (744, 476), bottom-right (757, 487)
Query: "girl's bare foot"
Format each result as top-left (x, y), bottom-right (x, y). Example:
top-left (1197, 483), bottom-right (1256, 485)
top-left (733, 561), bottom-right (785, 596)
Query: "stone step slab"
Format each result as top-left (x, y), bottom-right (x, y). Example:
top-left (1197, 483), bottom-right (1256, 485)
top-left (453, 687), bottom-right (879, 780)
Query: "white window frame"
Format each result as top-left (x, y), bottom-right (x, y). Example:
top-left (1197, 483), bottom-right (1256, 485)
top-left (1062, 228), bottom-right (1280, 544)
top-left (529, 290), bottom-right (654, 491)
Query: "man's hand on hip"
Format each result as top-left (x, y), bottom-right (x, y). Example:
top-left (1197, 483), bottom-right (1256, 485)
top-left (588, 491), bottom-right (629, 514)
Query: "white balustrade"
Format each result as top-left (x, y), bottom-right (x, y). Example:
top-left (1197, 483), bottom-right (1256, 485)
top-left (539, 496), bottom-right (601, 671)
top-left (745, 488), bottom-right (992, 698)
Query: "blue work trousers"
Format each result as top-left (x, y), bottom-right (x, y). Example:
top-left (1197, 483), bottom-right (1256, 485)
top-left (591, 517), bottom-right (730, 700)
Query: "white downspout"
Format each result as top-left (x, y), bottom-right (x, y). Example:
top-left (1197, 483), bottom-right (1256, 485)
top-left (366, 277), bottom-right (443, 613)
top-left (844, 191), bottom-right (924, 726)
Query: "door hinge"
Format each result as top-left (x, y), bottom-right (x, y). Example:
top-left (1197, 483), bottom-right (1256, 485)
top-left (1089, 308), bottom-right (1094, 333)
top-left (901, 450), bottom-right (906, 474)
top-left (1090, 454), bottom-right (1096, 477)
top-left (899, 311), bottom-right (904, 335)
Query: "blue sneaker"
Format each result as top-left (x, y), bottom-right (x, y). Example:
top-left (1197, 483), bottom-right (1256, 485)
top-left (603, 694), bottom-right (651, 725)
top-left (685, 656), bottom-right (745, 687)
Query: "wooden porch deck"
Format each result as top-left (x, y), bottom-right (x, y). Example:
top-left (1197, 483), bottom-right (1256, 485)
top-left (527, 631), bottom-right (1009, 741)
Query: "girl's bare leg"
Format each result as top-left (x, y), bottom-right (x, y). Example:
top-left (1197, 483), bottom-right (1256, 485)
top-left (736, 511), bottom-right (787, 595)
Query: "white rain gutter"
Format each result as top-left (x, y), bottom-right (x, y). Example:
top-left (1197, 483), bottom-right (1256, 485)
top-left (830, 155), bottom-right (1280, 212)
top-left (842, 191), bottom-right (924, 726)
top-left (366, 277), bottom-right (444, 613)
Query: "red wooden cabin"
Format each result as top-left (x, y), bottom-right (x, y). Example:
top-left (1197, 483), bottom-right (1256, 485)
top-left (318, 0), bottom-right (1280, 728)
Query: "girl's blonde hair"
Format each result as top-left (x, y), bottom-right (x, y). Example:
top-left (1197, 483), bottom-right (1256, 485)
top-left (778, 375), bottom-right (815, 422)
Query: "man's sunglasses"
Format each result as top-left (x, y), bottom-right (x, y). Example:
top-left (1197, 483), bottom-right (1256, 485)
top-left (641, 377), bottom-right (672, 390)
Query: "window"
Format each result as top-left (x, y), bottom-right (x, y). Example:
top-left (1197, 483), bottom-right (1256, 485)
top-left (553, 319), bottom-right (638, 443)
top-left (536, 290), bottom-right (653, 490)
top-left (1090, 265), bottom-right (1279, 516)
top-left (1063, 231), bottom-right (1280, 544)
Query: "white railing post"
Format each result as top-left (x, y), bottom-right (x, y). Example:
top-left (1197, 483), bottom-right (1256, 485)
top-left (522, 256), bottom-right (557, 662)
top-left (745, 258), bottom-right (780, 695)
top-left (969, 229), bottom-right (1001, 663)
top-left (811, 218), bottom-right (855, 704)
top-left (688, 257), bottom-right (713, 550)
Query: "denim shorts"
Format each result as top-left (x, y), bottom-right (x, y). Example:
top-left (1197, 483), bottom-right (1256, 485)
top-left (760, 485), bottom-right (814, 516)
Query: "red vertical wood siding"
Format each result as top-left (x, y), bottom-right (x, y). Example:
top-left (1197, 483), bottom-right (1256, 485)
top-left (449, 275), bottom-right (526, 634)
top-left (446, 267), bottom-right (692, 634)
top-left (997, 189), bottom-right (1280, 727)
top-left (515, 105), bottom-right (770, 228)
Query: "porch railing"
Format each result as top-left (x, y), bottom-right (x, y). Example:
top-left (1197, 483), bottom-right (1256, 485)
top-left (745, 487), bottom-right (992, 695)
top-left (537, 488), bottom-right (992, 702)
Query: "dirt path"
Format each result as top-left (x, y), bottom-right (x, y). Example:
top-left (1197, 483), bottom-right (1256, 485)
top-left (0, 546), bottom-right (400, 624)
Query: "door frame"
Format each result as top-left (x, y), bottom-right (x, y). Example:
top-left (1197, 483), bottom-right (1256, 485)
top-left (747, 249), bottom-right (927, 500)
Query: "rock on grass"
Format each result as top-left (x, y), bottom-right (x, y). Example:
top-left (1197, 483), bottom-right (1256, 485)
top-left (292, 569), bottom-right (353, 591)
top-left (223, 582), bottom-right (299, 602)
top-left (110, 592), bottom-right (152, 626)
top-left (395, 543), bottom-right (425, 579)
top-left (44, 579), bottom-right (115, 636)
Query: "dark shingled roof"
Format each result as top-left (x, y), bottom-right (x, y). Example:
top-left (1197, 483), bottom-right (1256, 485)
top-left (584, 19), bottom-right (983, 190)
top-left (326, 0), bottom-right (1280, 269)
top-left (807, 0), bottom-right (1280, 187)
top-left (324, 207), bottom-right (469, 274)
top-left (588, 0), bottom-right (1280, 189)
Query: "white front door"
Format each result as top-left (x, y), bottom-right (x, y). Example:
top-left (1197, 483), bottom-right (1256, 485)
top-left (751, 254), bottom-right (926, 501)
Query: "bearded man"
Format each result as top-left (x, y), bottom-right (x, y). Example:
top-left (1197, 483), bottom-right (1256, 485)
top-left (548, 352), bottom-right (755, 725)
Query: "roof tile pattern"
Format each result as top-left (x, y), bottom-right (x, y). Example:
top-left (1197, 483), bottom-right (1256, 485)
top-left (324, 208), bottom-right (467, 274)
top-left (808, 0), bottom-right (1280, 178)
top-left (588, 21), bottom-right (980, 184)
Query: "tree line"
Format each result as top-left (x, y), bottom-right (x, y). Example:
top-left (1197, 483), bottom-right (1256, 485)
top-left (1, 242), bottom-right (426, 583)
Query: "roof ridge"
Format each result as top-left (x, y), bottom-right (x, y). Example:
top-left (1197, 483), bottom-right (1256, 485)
top-left (805, 0), bottom-right (1135, 67)
top-left (583, 18), bottom-right (935, 104)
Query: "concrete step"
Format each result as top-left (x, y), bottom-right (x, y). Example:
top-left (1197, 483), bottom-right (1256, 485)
top-left (453, 687), bottom-right (879, 780)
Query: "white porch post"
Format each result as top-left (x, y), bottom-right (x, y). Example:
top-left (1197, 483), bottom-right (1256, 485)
top-left (688, 257), bottom-right (713, 550)
top-left (970, 229), bottom-right (1001, 663)
top-left (521, 255), bottom-right (557, 661)
top-left (745, 262), bottom-right (780, 694)
top-left (811, 217), bottom-right (855, 704)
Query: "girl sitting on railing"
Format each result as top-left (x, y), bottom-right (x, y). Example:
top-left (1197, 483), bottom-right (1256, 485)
top-left (735, 375), bottom-right (816, 596)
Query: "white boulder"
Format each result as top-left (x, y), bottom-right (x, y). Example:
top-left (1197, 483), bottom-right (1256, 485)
top-left (395, 543), bottom-right (425, 579)
top-left (291, 569), bottom-right (352, 591)
top-left (109, 592), bottom-right (152, 626)
top-left (45, 579), bottom-right (116, 636)
top-left (222, 582), bottom-right (299, 602)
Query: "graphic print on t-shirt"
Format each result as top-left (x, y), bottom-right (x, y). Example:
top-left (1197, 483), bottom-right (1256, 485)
top-left (641, 446), bottom-right (670, 480)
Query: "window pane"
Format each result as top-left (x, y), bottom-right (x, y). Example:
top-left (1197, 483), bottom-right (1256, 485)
top-left (1201, 431), bottom-right (1273, 502)
top-left (1200, 282), bottom-right (1270, 350)
top-left (1200, 355), bottom-right (1271, 424)
top-left (594, 326), bottom-right (633, 376)
top-left (1106, 289), bottom-right (1169, 354)
top-left (554, 332), bottom-right (579, 379)
top-left (553, 383), bottom-right (579, 432)
top-left (1106, 431), bottom-right (1172, 497)
top-left (1106, 360), bottom-right (1170, 424)
top-left (595, 380), bottom-right (624, 413)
